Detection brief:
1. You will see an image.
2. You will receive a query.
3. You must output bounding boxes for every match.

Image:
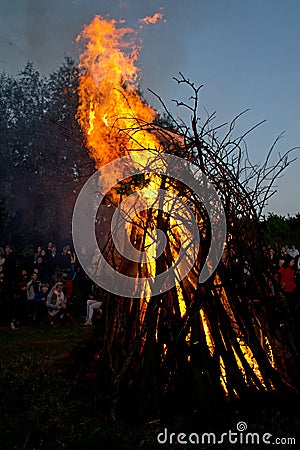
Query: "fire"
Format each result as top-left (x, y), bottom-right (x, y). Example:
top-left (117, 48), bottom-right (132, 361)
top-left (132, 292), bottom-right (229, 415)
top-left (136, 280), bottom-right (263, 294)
top-left (200, 308), bottom-right (215, 357)
top-left (214, 275), bottom-right (273, 390)
top-left (76, 16), bottom-right (192, 310)
top-left (139, 12), bottom-right (166, 26)
top-left (76, 15), bottom-right (161, 168)
top-left (76, 15), bottom-right (282, 402)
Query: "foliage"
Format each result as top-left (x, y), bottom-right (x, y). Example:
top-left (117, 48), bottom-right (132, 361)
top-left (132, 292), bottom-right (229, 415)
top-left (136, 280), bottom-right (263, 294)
top-left (260, 213), bottom-right (300, 248)
top-left (0, 58), bottom-right (94, 249)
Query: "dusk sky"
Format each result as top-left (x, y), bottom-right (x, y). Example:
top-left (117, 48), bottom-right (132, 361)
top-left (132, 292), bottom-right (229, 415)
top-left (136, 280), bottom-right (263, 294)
top-left (1, 0), bottom-right (299, 216)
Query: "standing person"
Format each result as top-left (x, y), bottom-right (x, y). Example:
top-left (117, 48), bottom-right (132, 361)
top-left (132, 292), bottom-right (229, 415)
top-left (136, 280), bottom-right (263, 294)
top-left (0, 272), bottom-right (8, 324)
top-left (276, 257), bottom-right (297, 309)
top-left (33, 246), bottom-right (42, 263)
top-left (13, 268), bottom-right (31, 327)
top-left (3, 245), bottom-right (16, 285)
top-left (40, 248), bottom-right (48, 261)
top-left (26, 272), bottom-right (41, 322)
top-left (33, 256), bottom-right (48, 283)
top-left (287, 245), bottom-right (299, 259)
top-left (66, 245), bottom-right (76, 279)
top-left (46, 241), bottom-right (53, 258)
top-left (279, 246), bottom-right (288, 261)
top-left (294, 255), bottom-right (300, 311)
top-left (48, 246), bottom-right (60, 277)
top-left (3, 245), bottom-right (17, 324)
top-left (0, 250), bottom-right (6, 324)
top-left (27, 272), bottom-right (41, 300)
top-left (40, 249), bottom-right (50, 282)
top-left (60, 246), bottom-right (72, 278)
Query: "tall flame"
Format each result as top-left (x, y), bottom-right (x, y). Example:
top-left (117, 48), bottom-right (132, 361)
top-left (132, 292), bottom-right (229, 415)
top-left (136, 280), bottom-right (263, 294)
top-left (76, 15), bottom-right (161, 168)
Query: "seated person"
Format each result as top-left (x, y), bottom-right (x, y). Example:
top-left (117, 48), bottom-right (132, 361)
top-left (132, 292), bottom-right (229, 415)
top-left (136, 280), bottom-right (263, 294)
top-left (47, 282), bottom-right (67, 320)
top-left (85, 284), bottom-right (103, 326)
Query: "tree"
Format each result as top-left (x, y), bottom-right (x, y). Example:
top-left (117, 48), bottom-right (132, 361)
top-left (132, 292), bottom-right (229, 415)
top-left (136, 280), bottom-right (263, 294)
top-left (259, 213), bottom-right (300, 249)
top-left (0, 59), bottom-right (94, 249)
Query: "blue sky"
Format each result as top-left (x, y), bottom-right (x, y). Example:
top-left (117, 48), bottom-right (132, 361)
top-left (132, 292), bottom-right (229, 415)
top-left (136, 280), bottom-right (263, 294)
top-left (1, 0), bottom-right (299, 216)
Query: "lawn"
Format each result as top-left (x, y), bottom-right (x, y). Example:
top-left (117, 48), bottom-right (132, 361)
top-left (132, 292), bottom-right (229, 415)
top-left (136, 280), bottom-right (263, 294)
top-left (1, 323), bottom-right (300, 450)
top-left (0, 324), bottom-right (160, 450)
top-left (0, 324), bottom-right (93, 449)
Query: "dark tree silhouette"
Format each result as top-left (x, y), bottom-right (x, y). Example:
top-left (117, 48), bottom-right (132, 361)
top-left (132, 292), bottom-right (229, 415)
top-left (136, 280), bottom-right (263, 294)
top-left (0, 59), bottom-right (94, 248)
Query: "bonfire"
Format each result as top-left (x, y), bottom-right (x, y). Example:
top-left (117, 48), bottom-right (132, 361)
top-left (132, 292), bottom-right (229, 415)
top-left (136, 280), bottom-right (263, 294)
top-left (71, 15), bottom-right (299, 421)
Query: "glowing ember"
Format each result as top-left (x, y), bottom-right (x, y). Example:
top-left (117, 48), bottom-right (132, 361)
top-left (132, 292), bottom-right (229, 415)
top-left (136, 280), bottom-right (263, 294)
top-left (200, 308), bottom-right (215, 357)
top-left (214, 274), bottom-right (271, 389)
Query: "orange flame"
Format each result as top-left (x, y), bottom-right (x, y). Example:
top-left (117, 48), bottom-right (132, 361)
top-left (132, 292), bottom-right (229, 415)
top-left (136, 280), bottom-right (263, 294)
top-left (139, 12), bottom-right (166, 27)
top-left (76, 15), bottom-right (161, 168)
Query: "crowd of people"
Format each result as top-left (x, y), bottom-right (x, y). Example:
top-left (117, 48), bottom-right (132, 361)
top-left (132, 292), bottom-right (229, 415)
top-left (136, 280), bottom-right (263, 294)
top-left (1, 239), bottom-right (300, 331)
top-left (0, 241), bottom-right (103, 329)
top-left (264, 243), bottom-right (300, 310)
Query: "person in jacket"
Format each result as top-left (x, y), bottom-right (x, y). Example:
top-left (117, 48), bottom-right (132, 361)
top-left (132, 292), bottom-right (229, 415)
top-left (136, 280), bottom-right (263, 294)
top-left (47, 282), bottom-right (67, 320)
top-left (275, 257), bottom-right (297, 309)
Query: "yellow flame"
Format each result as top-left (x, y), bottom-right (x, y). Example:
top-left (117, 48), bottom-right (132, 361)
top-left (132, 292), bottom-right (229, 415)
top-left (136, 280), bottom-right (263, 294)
top-left (214, 274), bottom-right (269, 388)
top-left (200, 309), bottom-right (215, 357)
top-left (219, 356), bottom-right (229, 397)
top-left (76, 15), bottom-right (161, 168)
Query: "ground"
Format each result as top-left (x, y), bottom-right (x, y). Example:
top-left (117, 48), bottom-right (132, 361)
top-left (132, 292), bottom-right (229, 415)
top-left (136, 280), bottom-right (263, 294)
top-left (0, 324), bottom-right (159, 450)
top-left (0, 323), bottom-right (300, 450)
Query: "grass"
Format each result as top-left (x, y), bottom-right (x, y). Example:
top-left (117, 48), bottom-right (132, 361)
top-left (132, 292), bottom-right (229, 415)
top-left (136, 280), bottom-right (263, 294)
top-left (1, 323), bottom-right (300, 450)
top-left (0, 324), bottom-right (96, 450)
top-left (0, 324), bottom-right (161, 450)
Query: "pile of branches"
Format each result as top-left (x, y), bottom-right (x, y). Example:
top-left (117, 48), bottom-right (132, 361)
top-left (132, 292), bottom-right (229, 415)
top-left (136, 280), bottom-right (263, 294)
top-left (70, 75), bottom-right (300, 422)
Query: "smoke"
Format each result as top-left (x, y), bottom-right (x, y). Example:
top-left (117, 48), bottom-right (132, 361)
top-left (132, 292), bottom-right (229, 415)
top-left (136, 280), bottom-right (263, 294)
top-left (24, 0), bottom-right (47, 67)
